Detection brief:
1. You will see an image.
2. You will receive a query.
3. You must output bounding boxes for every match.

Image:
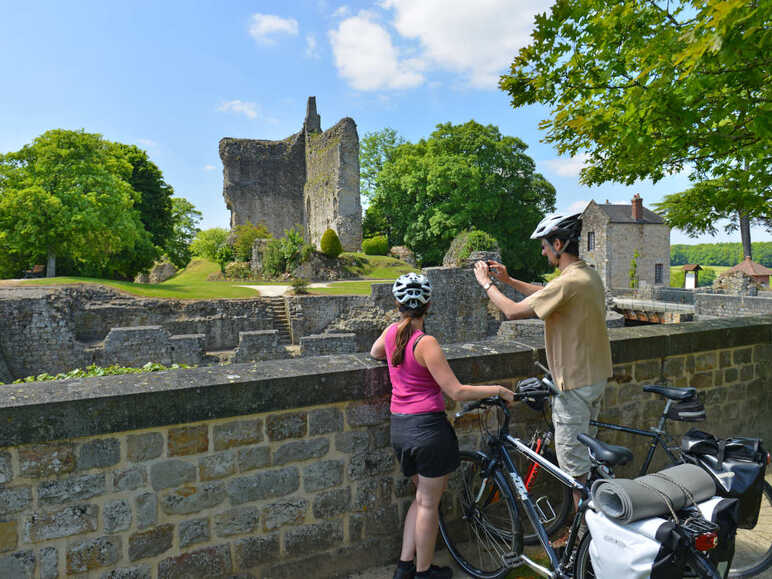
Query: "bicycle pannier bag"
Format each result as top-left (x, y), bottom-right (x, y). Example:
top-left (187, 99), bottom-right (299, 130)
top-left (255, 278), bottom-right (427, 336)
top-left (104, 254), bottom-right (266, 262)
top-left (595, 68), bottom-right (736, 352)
top-left (666, 397), bottom-right (706, 422)
top-left (681, 430), bottom-right (767, 529)
top-left (585, 497), bottom-right (739, 579)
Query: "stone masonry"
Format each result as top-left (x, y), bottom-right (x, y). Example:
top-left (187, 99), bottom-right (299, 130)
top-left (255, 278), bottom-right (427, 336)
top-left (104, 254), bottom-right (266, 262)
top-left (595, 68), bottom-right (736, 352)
top-left (219, 97), bottom-right (362, 251)
top-left (0, 316), bottom-right (768, 577)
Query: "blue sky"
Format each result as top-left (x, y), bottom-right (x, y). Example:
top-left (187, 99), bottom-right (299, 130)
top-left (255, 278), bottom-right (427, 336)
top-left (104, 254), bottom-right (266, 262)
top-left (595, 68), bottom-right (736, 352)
top-left (1, 0), bottom-right (768, 245)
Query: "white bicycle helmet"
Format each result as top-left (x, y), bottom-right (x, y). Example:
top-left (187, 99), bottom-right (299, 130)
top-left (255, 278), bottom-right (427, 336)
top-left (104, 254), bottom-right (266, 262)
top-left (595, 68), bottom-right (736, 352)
top-left (530, 212), bottom-right (582, 241)
top-left (392, 272), bottom-right (432, 310)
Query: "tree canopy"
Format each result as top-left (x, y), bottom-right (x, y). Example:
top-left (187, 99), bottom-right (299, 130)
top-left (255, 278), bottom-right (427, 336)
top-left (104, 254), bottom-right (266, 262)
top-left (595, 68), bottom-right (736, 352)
top-left (0, 129), bottom-right (196, 279)
top-left (364, 121), bottom-right (556, 279)
top-left (164, 197), bottom-right (202, 269)
top-left (500, 0), bottom-right (771, 244)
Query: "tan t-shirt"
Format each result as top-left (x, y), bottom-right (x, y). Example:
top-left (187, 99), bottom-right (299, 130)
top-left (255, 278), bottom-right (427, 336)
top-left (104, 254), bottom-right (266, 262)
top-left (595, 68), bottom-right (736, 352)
top-left (524, 260), bottom-right (612, 391)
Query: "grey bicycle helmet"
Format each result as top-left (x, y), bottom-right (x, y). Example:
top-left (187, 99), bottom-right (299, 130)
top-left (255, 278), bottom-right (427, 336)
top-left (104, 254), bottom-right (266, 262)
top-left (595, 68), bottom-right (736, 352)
top-left (530, 212), bottom-right (582, 241)
top-left (392, 272), bottom-right (432, 310)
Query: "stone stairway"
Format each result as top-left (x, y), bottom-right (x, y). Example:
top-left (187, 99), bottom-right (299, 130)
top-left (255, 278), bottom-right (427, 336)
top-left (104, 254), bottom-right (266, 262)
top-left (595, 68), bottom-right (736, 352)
top-left (269, 297), bottom-right (292, 345)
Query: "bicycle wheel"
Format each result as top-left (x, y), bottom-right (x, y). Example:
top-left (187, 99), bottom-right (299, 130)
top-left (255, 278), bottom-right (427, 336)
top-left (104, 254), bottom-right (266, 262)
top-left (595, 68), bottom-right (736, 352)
top-left (439, 450), bottom-right (523, 579)
top-left (729, 480), bottom-right (772, 578)
top-left (574, 532), bottom-right (595, 579)
top-left (513, 447), bottom-right (573, 545)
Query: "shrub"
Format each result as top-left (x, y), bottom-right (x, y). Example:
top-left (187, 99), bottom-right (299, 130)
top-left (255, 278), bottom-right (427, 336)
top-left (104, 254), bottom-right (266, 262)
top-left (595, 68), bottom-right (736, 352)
top-left (320, 228), bottom-right (343, 258)
top-left (233, 221), bottom-right (271, 261)
top-left (458, 230), bottom-right (499, 261)
top-left (214, 244), bottom-right (234, 274)
top-left (362, 235), bottom-right (389, 255)
top-left (190, 228), bottom-right (229, 261)
top-left (290, 277), bottom-right (310, 294)
top-left (225, 261), bottom-right (251, 280)
top-left (260, 226), bottom-right (314, 277)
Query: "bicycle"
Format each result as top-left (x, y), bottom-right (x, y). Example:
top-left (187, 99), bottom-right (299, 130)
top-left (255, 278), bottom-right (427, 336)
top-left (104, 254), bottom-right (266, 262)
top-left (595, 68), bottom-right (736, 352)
top-left (516, 376), bottom-right (772, 578)
top-left (438, 394), bottom-right (723, 579)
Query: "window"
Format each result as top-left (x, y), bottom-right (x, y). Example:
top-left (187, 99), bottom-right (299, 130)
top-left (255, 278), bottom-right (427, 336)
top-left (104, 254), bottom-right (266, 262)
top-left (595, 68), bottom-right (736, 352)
top-left (587, 231), bottom-right (595, 251)
top-left (655, 263), bottom-right (663, 284)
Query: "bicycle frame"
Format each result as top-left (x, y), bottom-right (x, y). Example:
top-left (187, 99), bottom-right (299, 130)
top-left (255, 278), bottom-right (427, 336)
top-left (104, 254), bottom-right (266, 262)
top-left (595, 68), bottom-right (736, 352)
top-left (591, 398), bottom-right (681, 477)
top-left (495, 433), bottom-right (587, 578)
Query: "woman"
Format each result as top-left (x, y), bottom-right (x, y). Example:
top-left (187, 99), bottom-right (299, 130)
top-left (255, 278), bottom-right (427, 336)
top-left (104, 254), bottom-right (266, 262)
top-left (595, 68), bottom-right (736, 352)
top-left (371, 272), bottom-right (514, 579)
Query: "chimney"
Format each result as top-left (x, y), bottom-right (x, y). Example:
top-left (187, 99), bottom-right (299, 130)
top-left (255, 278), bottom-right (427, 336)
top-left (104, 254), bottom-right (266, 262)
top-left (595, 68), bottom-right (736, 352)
top-left (304, 96), bottom-right (321, 134)
top-left (632, 194), bottom-right (643, 221)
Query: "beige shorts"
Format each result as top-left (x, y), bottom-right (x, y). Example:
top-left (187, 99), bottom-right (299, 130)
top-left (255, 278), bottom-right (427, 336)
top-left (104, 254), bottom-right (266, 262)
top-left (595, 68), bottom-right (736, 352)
top-left (551, 381), bottom-right (606, 477)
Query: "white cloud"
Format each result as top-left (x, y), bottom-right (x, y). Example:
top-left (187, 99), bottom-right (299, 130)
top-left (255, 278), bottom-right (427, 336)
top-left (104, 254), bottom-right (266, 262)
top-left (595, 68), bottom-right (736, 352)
top-left (249, 14), bottom-right (299, 45)
top-left (203, 165), bottom-right (217, 171)
top-left (136, 138), bottom-right (158, 148)
top-left (305, 34), bottom-right (320, 58)
top-left (543, 154), bottom-right (589, 177)
top-left (332, 5), bottom-right (350, 18)
top-left (382, 0), bottom-right (552, 88)
top-left (217, 100), bottom-right (259, 120)
top-left (329, 12), bottom-right (425, 91)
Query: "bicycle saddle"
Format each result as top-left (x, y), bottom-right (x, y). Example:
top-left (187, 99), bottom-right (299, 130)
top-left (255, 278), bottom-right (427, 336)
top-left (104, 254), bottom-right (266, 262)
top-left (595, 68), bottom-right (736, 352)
top-left (643, 384), bottom-right (696, 400)
top-left (577, 433), bottom-right (634, 466)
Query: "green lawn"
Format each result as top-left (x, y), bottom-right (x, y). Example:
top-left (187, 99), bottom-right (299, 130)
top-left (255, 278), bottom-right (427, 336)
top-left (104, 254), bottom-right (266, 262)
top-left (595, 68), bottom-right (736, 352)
top-left (12, 254), bottom-right (413, 299)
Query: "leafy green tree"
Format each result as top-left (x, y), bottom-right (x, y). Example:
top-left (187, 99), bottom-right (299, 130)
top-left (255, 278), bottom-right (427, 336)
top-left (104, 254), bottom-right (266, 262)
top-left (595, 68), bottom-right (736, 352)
top-left (233, 221), bottom-right (271, 261)
top-left (501, 0), bottom-right (771, 249)
top-left (164, 197), bottom-right (202, 269)
top-left (365, 121), bottom-right (556, 278)
top-left (190, 228), bottom-right (229, 261)
top-left (111, 143), bottom-right (175, 249)
top-left (214, 244), bottom-right (234, 274)
top-left (360, 128), bottom-right (405, 203)
top-left (0, 129), bottom-right (146, 278)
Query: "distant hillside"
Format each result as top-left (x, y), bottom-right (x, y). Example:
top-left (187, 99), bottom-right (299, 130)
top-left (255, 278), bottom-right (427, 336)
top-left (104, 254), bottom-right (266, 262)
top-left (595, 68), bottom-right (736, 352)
top-left (671, 242), bottom-right (772, 267)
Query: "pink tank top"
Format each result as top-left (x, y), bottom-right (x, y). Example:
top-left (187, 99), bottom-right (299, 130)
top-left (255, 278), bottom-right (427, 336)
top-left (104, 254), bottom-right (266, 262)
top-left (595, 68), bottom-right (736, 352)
top-left (384, 323), bottom-right (446, 414)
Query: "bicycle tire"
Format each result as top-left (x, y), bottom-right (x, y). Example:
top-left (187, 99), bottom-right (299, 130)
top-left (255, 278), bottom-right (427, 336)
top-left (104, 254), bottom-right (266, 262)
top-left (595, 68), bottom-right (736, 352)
top-left (439, 450), bottom-right (523, 579)
top-left (729, 480), bottom-right (772, 578)
top-left (574, 531), bottom-right (595, 579)
top-left (512, 447), bottom-right (573, 544)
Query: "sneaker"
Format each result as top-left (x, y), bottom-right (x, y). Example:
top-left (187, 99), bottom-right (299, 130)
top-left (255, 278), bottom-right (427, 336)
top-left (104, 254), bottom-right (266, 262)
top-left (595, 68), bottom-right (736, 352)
top-left (415, 564), bottom-right (453, 579)
top-left (393, 562), bottom-right (415, 579)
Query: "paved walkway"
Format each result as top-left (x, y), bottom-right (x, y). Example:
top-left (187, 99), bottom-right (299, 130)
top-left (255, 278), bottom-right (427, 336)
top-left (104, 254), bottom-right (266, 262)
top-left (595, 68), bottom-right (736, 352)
top-left (238, 282), bottom-right (331, 296)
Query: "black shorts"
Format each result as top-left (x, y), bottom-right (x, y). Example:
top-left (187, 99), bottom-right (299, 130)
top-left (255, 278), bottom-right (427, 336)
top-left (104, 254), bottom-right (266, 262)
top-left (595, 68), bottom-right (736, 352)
top-left (391, 412), bottom-right (460, 478)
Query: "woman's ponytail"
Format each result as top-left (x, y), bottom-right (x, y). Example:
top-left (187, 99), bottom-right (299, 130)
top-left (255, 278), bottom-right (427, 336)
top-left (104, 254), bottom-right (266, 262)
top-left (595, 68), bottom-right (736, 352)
top-left (391, 303), bottom-right (428, 366)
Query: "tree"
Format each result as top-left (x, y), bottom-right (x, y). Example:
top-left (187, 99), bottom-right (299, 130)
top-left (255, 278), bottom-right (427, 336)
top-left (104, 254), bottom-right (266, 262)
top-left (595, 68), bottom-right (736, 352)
top-left (164, 197), bottom-right (202, 269)
top-left (111, 143), bottom-right (175, 249)
top-left (364, 121), bottom-right (556, 278)
top-left (500, 0), bottom-right (771, 248)
top-left (190, 228), bottom-right (229, 261)
top-left (0, 130), bottom-right (146, 278)
top-left (359, 128), bottom-right (405, 202)
top-left (232, 222), bottom-right (271, 262)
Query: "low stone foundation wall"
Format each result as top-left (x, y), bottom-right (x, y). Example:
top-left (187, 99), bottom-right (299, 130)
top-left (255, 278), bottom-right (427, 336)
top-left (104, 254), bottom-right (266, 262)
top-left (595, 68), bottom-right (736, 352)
top-left (0, 316), bottom-right (769, 577)
top-left (300, 333), bottom-right (358, 357)
top-left (696, 293), bottom-right (772, 317)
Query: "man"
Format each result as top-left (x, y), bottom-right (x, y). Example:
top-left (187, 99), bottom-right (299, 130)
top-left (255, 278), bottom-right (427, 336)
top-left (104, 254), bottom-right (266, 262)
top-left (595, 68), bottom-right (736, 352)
top-left (473, 213), bottom-right (613, 514)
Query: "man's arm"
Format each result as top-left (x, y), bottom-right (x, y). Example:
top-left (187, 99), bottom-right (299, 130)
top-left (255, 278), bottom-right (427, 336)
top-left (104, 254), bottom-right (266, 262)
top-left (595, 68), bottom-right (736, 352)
top-left (474, 261), bottom-right (537, 320)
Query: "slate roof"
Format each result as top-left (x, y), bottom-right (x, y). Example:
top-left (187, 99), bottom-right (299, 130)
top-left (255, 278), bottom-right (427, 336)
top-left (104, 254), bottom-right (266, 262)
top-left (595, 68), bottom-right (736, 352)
top-left (595, 203), bottom-right (665, 224)
top-left (682, 264), bottom-right (703, 271)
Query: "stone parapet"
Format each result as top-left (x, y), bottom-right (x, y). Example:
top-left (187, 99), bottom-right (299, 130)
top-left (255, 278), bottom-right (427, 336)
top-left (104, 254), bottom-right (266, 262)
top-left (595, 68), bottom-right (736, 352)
top-left (0, 315), bottom-right (769, 576)
top-left (300, 333), bottom-right (358, 356)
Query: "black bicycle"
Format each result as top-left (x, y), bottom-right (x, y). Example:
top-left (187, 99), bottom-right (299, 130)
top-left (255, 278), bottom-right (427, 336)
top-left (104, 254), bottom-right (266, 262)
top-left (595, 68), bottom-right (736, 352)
top-left (438, 393), bottom-right (723, 579)
top-left (517, 378), bottom-right (772, 578)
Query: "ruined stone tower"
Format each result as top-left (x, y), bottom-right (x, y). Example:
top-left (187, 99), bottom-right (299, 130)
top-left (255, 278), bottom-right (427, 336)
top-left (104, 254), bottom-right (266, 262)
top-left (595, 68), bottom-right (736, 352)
top-left (219, 97), bottom-right (362, 251)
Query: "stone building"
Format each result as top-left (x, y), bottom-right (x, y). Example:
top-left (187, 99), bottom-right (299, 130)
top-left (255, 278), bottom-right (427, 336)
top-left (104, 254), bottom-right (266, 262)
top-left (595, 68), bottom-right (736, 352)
top-left (219, 97), bottom-right (362, 251)
top-left (581, 195), bottom-right (670, 289)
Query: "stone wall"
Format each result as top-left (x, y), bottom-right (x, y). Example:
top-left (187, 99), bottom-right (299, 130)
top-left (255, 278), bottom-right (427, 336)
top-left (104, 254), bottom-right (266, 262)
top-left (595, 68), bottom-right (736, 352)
top-left (304, 118), bottom-right (362, 251)
top-left (0, 287), bottom-right (273, 380)
top-left (606, 222), bottom-right (670, 289)
top-left (696, 293), bottom-right (772, 318)
top-left (0, 316), bottom-right (767, 577)
top-left (219, 132), bottom-right (307, 234)
top-left (580, 205), bottom-right (611, 285)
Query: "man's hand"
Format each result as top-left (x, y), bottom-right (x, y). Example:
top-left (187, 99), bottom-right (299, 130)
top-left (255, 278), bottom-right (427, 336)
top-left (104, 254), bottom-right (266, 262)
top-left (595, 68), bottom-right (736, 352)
top-left (474, 261), bottom-right (492, 287)
top-left (487, 260), bottom-right (508, 282)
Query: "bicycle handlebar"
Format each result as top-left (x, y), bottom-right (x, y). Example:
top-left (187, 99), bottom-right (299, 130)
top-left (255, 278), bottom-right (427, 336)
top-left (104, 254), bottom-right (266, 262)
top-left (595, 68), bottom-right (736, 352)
top-left (455, 389), bottom-right (554, 418)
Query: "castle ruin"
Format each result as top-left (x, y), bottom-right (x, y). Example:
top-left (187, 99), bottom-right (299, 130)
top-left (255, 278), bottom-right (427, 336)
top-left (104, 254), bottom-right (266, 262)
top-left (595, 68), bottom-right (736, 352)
top-left (219, 97), bottom-right (362, 251)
